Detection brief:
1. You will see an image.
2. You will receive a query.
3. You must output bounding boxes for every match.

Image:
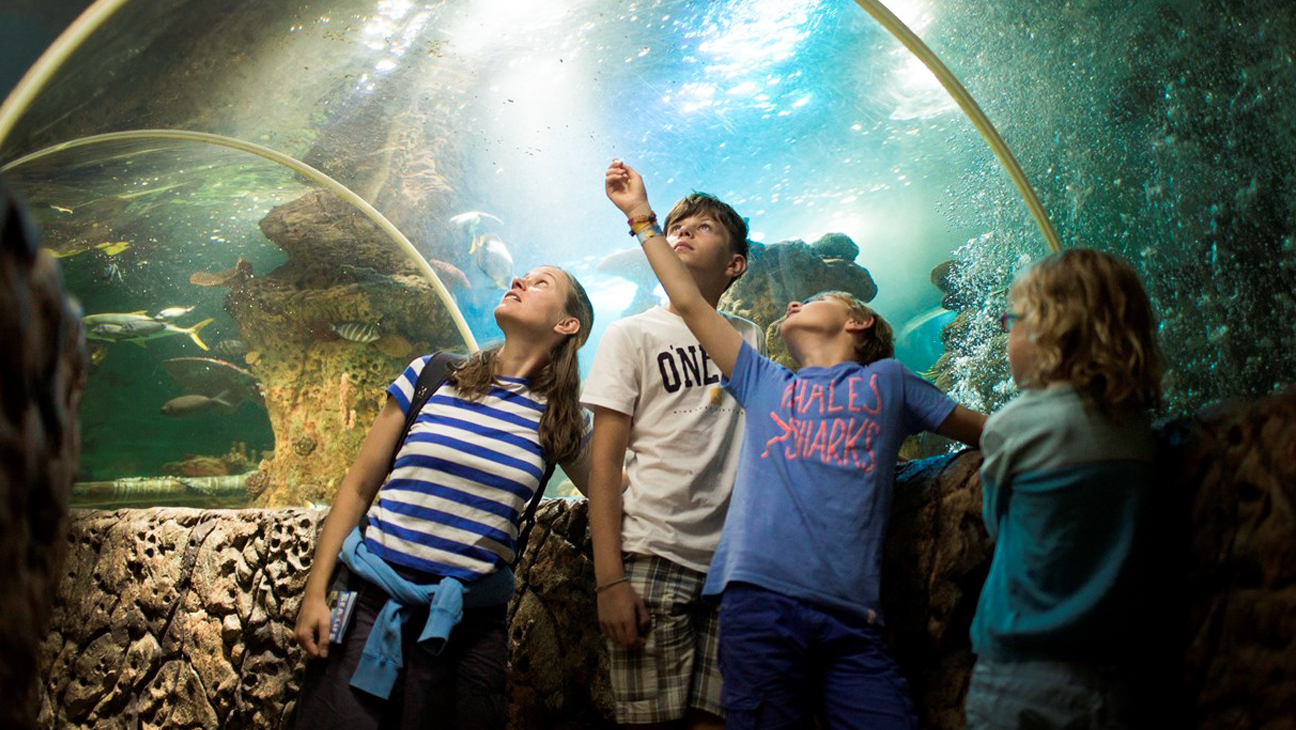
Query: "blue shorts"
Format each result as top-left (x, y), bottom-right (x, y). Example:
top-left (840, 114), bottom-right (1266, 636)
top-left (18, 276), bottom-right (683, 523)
top-left (717, 582), bottom-right (917, 730)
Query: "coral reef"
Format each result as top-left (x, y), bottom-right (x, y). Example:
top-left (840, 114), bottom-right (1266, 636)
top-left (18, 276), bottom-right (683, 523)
top-left (1, 183), bottom-right (88, 730)
top-left (220, 190), bottom-right (469, 506)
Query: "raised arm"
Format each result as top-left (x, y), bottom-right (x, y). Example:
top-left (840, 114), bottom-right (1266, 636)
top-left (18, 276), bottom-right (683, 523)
top-left (604, 160), bottom-right (745, 378)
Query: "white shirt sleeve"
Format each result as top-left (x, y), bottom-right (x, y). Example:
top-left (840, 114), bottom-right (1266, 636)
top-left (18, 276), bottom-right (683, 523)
top-left (581, 321), bottom-right (640, 417)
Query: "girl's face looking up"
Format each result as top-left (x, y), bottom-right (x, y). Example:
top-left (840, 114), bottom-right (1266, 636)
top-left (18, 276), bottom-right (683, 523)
top-left (497, 266), bottom-right (574, 334)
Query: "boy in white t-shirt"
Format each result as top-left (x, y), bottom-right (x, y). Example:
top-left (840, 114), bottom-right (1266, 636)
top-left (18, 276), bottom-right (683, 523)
top-left (584, 173), bottom-right (763, 729)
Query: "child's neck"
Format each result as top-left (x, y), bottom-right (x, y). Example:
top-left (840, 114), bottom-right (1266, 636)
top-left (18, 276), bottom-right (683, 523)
top-left (791, 338), bottom-right (858, 369)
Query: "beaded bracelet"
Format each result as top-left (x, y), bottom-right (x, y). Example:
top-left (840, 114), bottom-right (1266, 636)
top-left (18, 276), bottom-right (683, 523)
top-left (596, 576), bottom-right (631, 593)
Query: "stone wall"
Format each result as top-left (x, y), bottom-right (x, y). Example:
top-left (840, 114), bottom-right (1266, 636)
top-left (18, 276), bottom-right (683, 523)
top-left (37, 389), bottom-right (1296, 729)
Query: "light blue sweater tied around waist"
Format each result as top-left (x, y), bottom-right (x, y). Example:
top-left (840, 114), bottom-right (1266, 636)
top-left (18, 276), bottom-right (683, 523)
top-left (338, 526), bottom-right (516, 699)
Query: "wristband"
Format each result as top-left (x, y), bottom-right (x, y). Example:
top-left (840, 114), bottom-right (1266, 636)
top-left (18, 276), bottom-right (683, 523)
top-left (627, 212), bottom-right (656, 227)
top-left (596, 576), bottom-right (631, 593)
top-left (634, 223), bottom-right (663, 245)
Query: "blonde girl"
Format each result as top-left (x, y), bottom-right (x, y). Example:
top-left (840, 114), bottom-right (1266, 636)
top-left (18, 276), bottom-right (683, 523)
top-left (967, 248), bottom-right (1163, 729)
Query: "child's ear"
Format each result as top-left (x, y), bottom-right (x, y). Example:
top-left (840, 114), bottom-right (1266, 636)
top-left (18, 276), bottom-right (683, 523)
top-left (725, 254), bottom-right (747, 280)
top-left (553, 315), bottom-right (581, 337)
top-left (844, 316), bottom-right (875, 334)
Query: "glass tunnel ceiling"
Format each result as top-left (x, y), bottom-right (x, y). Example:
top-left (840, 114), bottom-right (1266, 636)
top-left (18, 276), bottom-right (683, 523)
top-left (2, 0), bottom-right (1294, 500)
top-left (1, 0), bottom-right (1051, 359)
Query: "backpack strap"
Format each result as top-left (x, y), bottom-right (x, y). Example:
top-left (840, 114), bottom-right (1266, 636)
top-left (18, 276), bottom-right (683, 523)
top-left (388, 352), bottom-right (464, 476)
top-left (511, 462), bottom-right (556, 569)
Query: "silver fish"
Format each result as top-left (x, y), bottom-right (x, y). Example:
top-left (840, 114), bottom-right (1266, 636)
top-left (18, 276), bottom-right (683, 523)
top-left (154, 306), bottom-right (196, 320)
top-left (450, 210), bottom-right (504, 234)
top-left (331, 321), bottom-right (382, 343)
top-left (470, 233), bottom-right (514, 289)
top-left (161, 392), bottom-right (235, 417)
top-left (84, 312), bottom-right (214, 349)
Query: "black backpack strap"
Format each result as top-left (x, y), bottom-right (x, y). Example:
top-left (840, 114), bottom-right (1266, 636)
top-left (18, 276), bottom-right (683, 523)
top-left (511, 461), bottom-right (556, 568)
top-left (388, 352), bottom-right (464, 475)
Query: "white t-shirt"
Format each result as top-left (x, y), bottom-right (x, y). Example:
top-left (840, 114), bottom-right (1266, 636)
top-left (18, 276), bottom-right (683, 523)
top-left (581, 305), bottom-right (765, 572)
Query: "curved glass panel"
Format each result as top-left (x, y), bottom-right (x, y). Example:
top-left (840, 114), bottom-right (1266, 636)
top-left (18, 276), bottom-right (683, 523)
top-left (3, 0), bottom-right (1292, 506)
top-left (4, 135), bottom-right (472, 507)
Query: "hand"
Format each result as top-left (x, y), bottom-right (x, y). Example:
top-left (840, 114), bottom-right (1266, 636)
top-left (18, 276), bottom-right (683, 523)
top-left (597, 580), bottom-right (652, 649)
top-left (294, 592), bottom-right (333, 659)
top-left (605, 159), bottom-right (652, 218)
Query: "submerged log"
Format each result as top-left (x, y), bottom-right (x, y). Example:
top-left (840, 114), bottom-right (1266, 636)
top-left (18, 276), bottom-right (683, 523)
top-left (71, 473), bottom-right (254, 509)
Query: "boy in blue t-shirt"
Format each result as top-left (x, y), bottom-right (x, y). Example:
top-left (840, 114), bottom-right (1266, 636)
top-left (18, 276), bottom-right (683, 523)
top-left (605, 160), bottom-right (985, 730)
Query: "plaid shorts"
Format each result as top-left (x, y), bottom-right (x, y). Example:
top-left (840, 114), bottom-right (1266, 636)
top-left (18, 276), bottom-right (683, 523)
top-left (608, 553), bottom-right (724, 724)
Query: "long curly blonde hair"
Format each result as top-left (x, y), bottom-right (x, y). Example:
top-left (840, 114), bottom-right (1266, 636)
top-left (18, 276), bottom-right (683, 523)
top-left (1012, 248), bottom-right (1163, 414)
top-left (448, 267), bottom-right (594, 464)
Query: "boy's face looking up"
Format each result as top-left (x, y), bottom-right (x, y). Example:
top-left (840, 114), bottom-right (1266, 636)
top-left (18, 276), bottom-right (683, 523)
top-left (780, 295), bottom-right (859, 341)
top-left (666, 214), bottom-right (741, 271)
top-left (663, 194), bottom-right (749, 292)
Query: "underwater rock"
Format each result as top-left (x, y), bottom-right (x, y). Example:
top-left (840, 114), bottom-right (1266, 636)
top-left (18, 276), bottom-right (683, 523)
top-left (189, 256), bottom-right (254, 287)
top-left (810, 231), bottom-right (860, 261)
top-left (718, 237), bottom-right (878, 368)
top-left (245, 471), bottom-right (270, 499)
top-left (1160, 387), bottom-right (1296, 728)
top-left (717, 236), bottom-right (879, 370)
top-left (291, 436), bottom-right (316, 457)
top-left (0, 181), bottom-right (87, 730)
top-left (258, 190), bottom-right (421, 284)
top-left (227, 191), bottom-right (468, 507)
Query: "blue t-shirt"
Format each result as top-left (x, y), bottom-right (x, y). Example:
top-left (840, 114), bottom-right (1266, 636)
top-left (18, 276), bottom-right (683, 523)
top-left (364, 356), bottom-right (548, 581)
top-left (703, 341), bottom-right (958, 621)
top-left (971, 386), bottom-right (1156, 662)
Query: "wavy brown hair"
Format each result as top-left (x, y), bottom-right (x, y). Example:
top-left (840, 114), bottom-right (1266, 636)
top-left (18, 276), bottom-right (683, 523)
top-left (447, 267), bottom-right (594, 464)
top-left (1012, 248), bottom-right (1163, 414)
top-left (814, 291), bottom-right (895, 365)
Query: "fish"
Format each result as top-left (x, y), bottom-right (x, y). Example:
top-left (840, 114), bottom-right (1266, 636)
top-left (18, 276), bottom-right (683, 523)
top-left (87, 342), bottom-right (109, 366)
top-left (84, 312), bottom-right (215, 350)
top-left (161, 392), bottom-right (236, 417)
top-left (50, 205), bottom-right (74, 214)
top-left (469, 233), bottom-right (514, 289)
top-left (96, 241), bottom-right (130, 256)
top-left (450, 210), bottom-right (504, 233)
top-left (428, 258), bottom-right (471, 290)
top-left (212, 339), bottom-right (249, 359)
top-left (154, 306), bottom-right (196, 320)
top-left (189, 257), bottom-right (253, 287)
top-left (330, 321), bottom-right (382, 344)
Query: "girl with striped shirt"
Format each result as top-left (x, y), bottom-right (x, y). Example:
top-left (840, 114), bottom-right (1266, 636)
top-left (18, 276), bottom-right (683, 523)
top-left (293, 265), bottom-right (594, 730)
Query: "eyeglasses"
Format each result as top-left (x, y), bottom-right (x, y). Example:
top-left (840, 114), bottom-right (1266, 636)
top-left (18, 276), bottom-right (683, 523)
top-left (999, 312), bottom-right (1023, 332)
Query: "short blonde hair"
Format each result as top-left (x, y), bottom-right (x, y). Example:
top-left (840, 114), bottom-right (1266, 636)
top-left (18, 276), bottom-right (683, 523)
top-left (1011, 248), bottom-right (1163, 413)
top-left (812, 291), bottom-right (894, 365)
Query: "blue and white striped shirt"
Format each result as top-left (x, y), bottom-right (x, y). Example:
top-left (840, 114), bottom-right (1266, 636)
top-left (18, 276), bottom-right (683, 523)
top-left (364, 356), bottom-right (547, 581)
